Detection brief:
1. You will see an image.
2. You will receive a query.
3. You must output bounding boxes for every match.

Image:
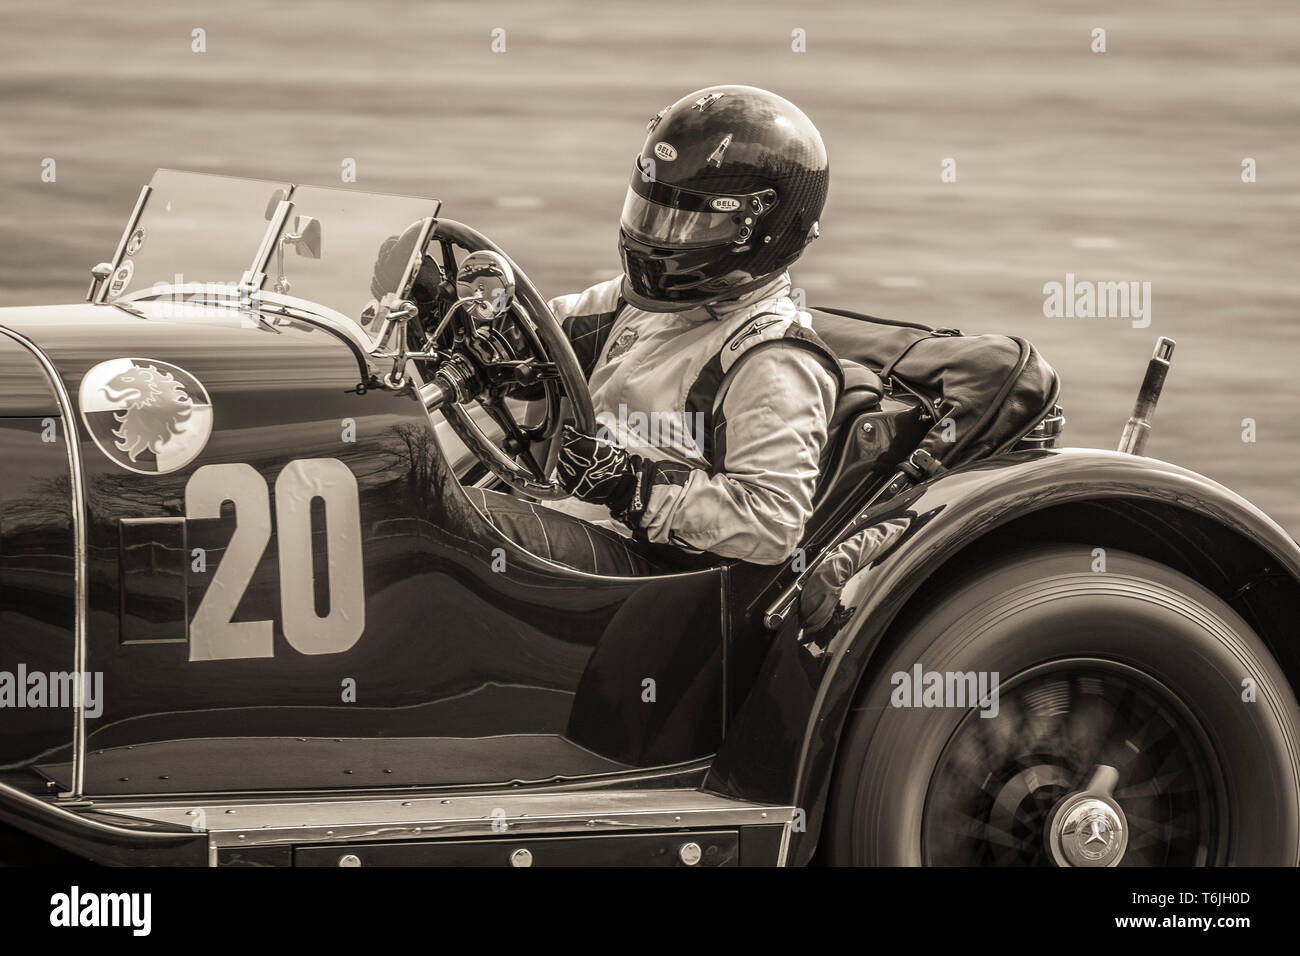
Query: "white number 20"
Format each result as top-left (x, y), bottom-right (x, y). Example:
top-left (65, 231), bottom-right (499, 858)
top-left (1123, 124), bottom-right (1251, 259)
top-left (185, 459), bottom-right (365, 661)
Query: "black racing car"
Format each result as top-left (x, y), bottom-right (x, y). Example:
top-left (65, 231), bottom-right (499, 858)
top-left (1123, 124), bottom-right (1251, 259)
top-left (0, 170), bottom-right (1296, 866)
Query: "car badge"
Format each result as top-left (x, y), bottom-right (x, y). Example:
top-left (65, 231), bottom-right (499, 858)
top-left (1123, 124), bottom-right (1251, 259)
top-left (106, 259), bottom-right (134, 298)
top-left (606, 329), bottom-right (639, 361)
top-left (653, 142), bottom-right (678, 162)
top-left (125, 226), bottom-right (146, 256)
top-left (1073, 810), bottom-right (1116, 860)
top-left (706, 133), bottom-right (733, 167)
top-left (78, 358), bottom-right (214, 475)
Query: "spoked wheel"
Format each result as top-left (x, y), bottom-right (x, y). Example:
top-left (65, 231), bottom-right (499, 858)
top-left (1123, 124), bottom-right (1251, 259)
top-left (824, 546), bottom-right (1300, 866)
top-left (923, 660), bottom-right (1222, 866)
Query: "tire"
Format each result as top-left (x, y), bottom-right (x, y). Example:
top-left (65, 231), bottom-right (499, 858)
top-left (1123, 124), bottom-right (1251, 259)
top-left (824, 546), bottom-right (1300, 866)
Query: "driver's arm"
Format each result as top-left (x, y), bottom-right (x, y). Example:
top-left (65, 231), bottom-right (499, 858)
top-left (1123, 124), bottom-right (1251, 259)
top-left (556, 344), bottom-right (837, 565)
top-left (633, 347), bottom-right (838, 565)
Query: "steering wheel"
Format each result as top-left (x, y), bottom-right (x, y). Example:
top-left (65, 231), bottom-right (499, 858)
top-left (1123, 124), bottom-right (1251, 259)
top-left (413, 219), bottom-right (595, 500)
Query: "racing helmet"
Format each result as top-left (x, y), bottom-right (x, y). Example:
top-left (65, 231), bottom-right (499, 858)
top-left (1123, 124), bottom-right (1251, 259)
top-left (618, 85), bottom-right (829, 311)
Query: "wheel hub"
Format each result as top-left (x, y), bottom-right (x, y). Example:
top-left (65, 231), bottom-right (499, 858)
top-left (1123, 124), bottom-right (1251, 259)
top-left (1047, 765), bottom-right (1128, 867)
top-left (922, 662), bottom-right (1219, 866)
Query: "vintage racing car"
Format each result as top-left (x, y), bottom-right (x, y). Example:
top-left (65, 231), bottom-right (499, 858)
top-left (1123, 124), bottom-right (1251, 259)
top-left (1, 170), bottom-right (1297, 866)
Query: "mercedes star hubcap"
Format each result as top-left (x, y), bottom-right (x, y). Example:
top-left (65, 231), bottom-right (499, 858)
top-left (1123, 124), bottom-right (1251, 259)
top-left (1047, 765), bottom-right (1129, 867)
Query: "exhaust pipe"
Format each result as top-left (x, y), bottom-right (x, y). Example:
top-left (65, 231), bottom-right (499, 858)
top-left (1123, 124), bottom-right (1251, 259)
top-left (1118, 337), bottom-right (1176, 456)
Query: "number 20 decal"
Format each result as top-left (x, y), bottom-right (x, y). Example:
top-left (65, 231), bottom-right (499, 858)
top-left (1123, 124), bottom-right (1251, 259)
top-left (185, 459), bottom-right (365, 662)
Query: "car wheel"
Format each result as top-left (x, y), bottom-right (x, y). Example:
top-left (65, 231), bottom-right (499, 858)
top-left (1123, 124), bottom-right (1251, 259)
top-left (824, 546), bottom-right (1300, 865)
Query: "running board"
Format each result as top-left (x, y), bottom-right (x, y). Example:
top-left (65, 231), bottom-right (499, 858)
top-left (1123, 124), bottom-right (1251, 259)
top-left (97, 789), bottom-right (795, 867)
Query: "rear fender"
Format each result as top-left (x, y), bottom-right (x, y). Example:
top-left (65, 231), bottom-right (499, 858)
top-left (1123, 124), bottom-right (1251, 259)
top-left (704, 448), bottom-right (1300, 864)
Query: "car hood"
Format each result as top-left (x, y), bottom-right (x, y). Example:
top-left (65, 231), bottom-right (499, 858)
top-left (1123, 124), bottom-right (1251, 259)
top-left (0, 300), bottom-right (368, 419)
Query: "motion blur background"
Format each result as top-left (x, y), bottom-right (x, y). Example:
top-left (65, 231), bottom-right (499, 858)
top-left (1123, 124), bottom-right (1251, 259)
top-left (3, 0), bottom-right (1297, 531)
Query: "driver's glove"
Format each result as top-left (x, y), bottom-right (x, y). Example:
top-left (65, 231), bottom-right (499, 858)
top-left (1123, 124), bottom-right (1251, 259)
top-left (556, 425), bottom-right (651, 526)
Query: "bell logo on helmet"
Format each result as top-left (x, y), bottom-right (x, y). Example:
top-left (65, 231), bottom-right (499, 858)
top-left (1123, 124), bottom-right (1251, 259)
top-left (710, 197), bottom-right (742, 212)
top-left (654, 142), bottom-right (678, 162)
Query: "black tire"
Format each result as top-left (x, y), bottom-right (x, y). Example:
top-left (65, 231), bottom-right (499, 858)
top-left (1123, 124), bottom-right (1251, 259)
top-left (824, 546), bottom-right (1300, 866)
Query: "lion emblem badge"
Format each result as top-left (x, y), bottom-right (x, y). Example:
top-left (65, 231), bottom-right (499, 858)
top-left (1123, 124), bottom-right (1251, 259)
top-left (78, 358), bottom-right (213, 475)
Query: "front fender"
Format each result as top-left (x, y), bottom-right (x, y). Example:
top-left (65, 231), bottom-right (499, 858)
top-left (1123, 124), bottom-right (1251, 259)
top-left (705, 447), bottom-right (1300, 864)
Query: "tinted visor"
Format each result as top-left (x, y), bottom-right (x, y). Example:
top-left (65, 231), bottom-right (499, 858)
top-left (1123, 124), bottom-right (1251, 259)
top-left (619, 165), bottom-right (773, 250)
top-left (620, 187), bottom-right (745, 249)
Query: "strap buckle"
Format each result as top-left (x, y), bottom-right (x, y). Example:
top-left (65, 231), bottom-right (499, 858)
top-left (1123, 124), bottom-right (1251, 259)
top-left (897, 448), bottom-right (946, 482)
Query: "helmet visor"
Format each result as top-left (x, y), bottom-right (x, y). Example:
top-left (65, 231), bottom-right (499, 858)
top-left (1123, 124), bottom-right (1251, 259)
top-left (619, 186), bottom-right (745, 249)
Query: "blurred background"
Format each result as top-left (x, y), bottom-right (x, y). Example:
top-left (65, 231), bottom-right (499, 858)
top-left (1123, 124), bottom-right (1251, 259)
top-left (3, 0), bottom-right (1298, 531)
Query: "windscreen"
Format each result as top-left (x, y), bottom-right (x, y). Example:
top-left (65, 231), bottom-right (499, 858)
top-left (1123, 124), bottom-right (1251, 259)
top-left (272, 184), bottom-right (440, 325)
top-left (105, 169), bottom-right (291, 302)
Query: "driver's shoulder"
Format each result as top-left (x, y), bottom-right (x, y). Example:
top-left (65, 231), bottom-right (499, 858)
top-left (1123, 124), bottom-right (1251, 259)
top-left (547, 274), bottom-right (625, 326)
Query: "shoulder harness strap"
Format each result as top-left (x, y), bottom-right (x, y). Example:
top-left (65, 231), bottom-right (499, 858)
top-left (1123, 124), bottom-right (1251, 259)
top-left (685, 312), bottom-right (844, 471)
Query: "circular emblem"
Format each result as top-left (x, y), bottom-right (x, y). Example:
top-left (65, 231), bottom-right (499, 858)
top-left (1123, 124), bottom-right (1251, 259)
top-left (125, 226), bottom-right (146, 256)
top-left (1050, 796), bottom-right (1127, 867)
top-left (653, 141), bottom-right (678, 162)
top-left (710, 197), bottom-right (742, 212)
top-left (106, 259), bottom-right (134, 298)
top-left (1072, 809), bottom-right (1117, 861)
top-left (78, 358), bottom-right (214, 475)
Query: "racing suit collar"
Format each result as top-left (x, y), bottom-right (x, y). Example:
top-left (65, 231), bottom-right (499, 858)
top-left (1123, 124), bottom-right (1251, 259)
top-left (689, 272), bottom-right (792, 322)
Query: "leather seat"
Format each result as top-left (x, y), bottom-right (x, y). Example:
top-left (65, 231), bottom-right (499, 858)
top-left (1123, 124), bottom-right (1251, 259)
top-left (810, 310), bottom-right (886, 450)
top-left (811, 309), bottom-right (887, 500)
top-left (828, 361), bottom-right (883, 433)
top-left (817, 359), bottom-right (883, 476)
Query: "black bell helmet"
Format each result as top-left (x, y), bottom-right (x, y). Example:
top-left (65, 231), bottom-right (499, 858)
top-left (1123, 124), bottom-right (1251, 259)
top-left (618, 85), bottom-right (829, 312)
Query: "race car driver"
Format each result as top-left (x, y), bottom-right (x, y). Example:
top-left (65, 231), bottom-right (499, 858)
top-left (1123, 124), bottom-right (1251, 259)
top-left (388, 86), bottom-right (843, 574)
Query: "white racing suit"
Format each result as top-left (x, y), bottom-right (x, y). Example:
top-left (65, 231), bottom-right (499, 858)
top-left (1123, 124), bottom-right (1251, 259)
top-left (468, 272), bottom-right (841, 570)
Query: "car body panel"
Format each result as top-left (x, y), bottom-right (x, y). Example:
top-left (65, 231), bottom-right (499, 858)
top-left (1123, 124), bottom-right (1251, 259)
top-left (0, 301), bottom-right (726, 799)
top-left (0, 414), bottom-right (77, 770)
